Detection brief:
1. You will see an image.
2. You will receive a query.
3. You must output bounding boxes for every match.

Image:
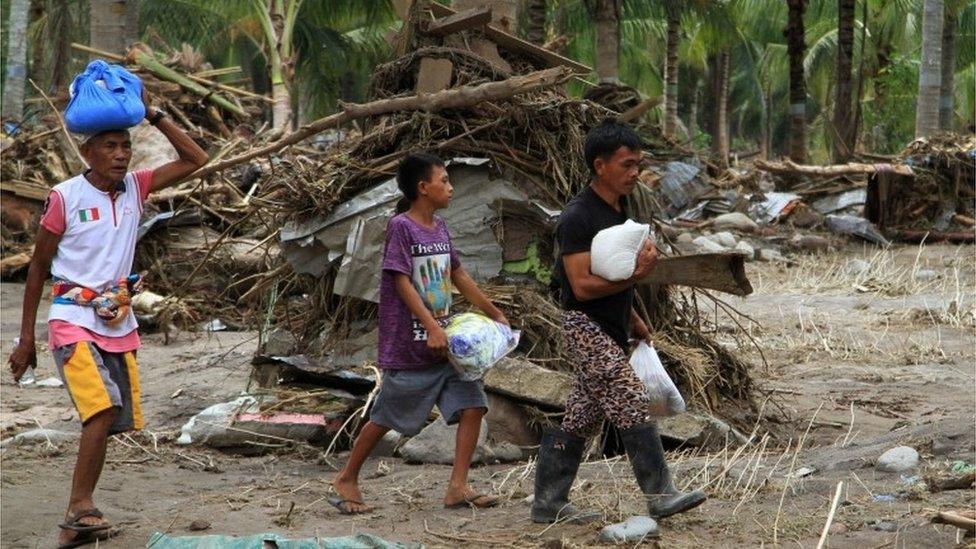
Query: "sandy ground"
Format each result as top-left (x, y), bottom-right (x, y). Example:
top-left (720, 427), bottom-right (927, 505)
top-left (1, 243), bottom-right (974, 548)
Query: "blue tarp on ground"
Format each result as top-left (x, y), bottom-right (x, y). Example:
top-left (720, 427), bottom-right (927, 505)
top-left (145, 532), bottom-right (423, 549)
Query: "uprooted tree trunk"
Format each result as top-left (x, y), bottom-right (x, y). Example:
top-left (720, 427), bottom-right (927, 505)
top-left (192, 66), bottom-right (573, 180)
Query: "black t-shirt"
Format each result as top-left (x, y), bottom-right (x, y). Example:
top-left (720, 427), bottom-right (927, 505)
top-left (554, 186), bottom-right (634, 350)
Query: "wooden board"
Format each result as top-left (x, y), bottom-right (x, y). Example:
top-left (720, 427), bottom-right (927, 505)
top-left (639, 252), bottom-right (753, 296)
top-left (415, 57), bottom-right (454, 94)
top-left (426, 2), bottom-right (592, 74)
top-left (420, 6), bottom-right (491, 36)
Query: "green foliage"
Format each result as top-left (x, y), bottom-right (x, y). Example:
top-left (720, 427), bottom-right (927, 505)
top-left (862, 55), bottom-right (921, 153)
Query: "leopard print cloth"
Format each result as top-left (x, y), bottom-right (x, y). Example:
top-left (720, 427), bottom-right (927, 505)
top-left (560, 310), bottom-right (651, 437)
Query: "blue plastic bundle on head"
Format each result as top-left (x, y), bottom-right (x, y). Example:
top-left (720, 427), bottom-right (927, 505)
top-left (65, 59), bottom-right (145, 135)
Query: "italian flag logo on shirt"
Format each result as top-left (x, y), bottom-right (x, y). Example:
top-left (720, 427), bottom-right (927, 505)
top-left (78, 207), bottom-right (100, 222)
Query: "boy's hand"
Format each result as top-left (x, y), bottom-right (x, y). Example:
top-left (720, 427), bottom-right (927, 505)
top-left (490, 312), bottom-right (510, 326)
top-left (8, 339), bottom-right (37, 382)
top-left (427, 325), bottom-right (449, 357)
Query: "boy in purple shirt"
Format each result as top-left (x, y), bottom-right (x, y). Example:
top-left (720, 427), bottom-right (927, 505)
top-left (330, 153), bottom-right (508, 514)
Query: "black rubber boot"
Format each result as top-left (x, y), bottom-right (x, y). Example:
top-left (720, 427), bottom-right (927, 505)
top-left (620, 422), bottom-right (707, 519)
top-left (531, 428), bottom-right (601, 524)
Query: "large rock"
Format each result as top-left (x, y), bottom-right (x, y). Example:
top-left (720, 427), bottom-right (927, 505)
top-left (712, 212), bottom-right (758, 233)
top-left (876, 446), bottom-right (919, 472)
top-left (658, 414), bottom-right (748, 451)
top-left (734, 240), bottom-right (755, 259)
top-left (707, 231), bottom-right (738, 248)
top-left (484, 358), bottom-right (571, 409)
top-left (600, 516), bottom-right (659, 543)
top-left (485, 393), bottom-right (539, 447)
top-left (400, 417), bottom-right (488, 465)
top-left (692, 236), bottom-right (726, 254)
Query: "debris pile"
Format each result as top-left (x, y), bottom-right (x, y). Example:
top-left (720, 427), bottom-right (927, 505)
top-left (239, 1), bottom-right (760, 457)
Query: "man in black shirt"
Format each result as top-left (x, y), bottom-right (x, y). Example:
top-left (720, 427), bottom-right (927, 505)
top-left (532, 121), bottom-right (706, 525)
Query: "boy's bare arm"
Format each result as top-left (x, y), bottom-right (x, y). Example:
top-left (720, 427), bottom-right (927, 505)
top-left (451, 267), bottom-right (508, 325)
top-left (393, 273), bottom-right (447, 355)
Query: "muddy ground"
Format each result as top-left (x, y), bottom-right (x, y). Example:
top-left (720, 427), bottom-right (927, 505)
top-left (1, 243), bottom-right (974, 548)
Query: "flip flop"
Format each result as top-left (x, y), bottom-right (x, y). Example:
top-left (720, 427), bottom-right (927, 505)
top-left (328, 497), bottom-right (373, 515)
top-left (444, 493), bottom-right (499, 509)
top-left (57, 526), bottom-right (121, 549)
top-left (58, 508), bottom-right (111, 533)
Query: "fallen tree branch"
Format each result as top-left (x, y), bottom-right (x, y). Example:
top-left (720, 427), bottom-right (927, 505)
top-left (931, 510), bottom-right (976, 534)
top-left (190, 66), bottom-right (572, 180)
top-left (756, 158), bottom-right (915, 177)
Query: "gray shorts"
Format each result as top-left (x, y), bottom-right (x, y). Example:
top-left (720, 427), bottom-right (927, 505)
top-left (370, 363), bottom-right (488, 436)
top-left (53, 341), bottom-right (144, 435)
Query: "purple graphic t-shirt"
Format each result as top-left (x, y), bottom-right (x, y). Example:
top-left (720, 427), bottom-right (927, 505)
top-left (378, 213), bottom-right (461, 369)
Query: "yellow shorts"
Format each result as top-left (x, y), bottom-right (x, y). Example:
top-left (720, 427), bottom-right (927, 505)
top-left (53, 341), bottom-right (143, 434)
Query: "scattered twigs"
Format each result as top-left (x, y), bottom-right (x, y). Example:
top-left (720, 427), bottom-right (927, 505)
top-left (816, 481), bottom-right (844, 549)
top-left (26, 78), bottom-right (85, 167)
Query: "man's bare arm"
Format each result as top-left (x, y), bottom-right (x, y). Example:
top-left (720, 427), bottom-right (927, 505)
top-left (141, 91), bottom-right (209, 193)
top-left (562, 240), bottom-right (659, 302)
top-left (8, 227), bottom-right (61, 380)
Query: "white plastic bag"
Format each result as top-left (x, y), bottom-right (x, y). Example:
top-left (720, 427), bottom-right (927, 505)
top-left (444, 312), bottom-right (521, 381)
top-left (590, 219), bottom-right (651, 281)
top-left (630, 341), bottom-right (685, 417)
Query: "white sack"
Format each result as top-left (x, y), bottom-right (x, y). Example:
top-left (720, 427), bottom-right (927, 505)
top-left (590, 220), bottom-right (651, 281)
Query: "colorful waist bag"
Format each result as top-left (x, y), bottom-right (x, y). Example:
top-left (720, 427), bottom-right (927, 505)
top-left (52, 273), bottom-right (145, 326)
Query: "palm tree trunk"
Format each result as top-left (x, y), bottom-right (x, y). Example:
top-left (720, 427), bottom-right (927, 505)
top-left (786, 0), bottom-right (807, 162)
top-left (29, 0), bottom-right (44, 86)
top-left (831, 0), bottom-right (856, 161)
top-left (664, 3), bottom-right (681, 137)
top-left (916, 0), bottom-right (944, 137)
top-left (711, 49), bottom-right (730, 168)
top-left (2, 0), bottom-right (30, 121)
top-left (688, 80), bottom-right (700, 143)
top-left (48, 0), bottom-right (71, 93)
top-left (939, 5), bottom-right (955, 130)
top-left (90, 0), bottom-right (136, 57)
top-left (589, 0), bottom-right (620, 83)
top-left (524, 0), bottom-right (547, 45)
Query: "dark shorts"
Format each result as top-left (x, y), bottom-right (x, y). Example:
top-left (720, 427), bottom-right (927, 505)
top-left (53, 341), bottom-right (144, 435)
top-left (370, 363), bottom-right (488, 436)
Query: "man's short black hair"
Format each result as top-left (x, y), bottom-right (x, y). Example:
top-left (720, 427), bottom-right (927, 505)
top-left (583, 119), bottom-right (642, 174)
top-left (395, 152), bottom-right (445, 209)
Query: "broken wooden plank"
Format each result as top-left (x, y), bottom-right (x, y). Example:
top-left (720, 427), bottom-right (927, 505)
top-left (483, 357), bottom-right (571, 409)
top-left (415, 57), bottom-right (454, 94)
top-left (420, 6), bottom-right (492, 36)
top-left (617, 96), bottom-right (662, 124)
top-left (427, 2), bottom-right (591, 74)
top-left (0, 181), bottom-right (49, 201)
top-left (639, 252), bottom-right (753, 296)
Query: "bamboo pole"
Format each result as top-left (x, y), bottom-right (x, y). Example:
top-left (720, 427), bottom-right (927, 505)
top-left (70, 43), bottom-right (265, 109)
top-left (756, 158), bottom-right (915, 177)
top-left (190, 66), bottom-right (573, 180)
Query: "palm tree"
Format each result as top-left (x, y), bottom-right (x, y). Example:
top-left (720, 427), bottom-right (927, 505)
top-left (939, 2), bottom-right (956, 130)
top-left (832, 0), bottom-right (856, 161)
top-left (89, 0), bottom-right (140, 57)
top-left (2, 0), bottom-right (29, 122)
top-left (585, 0), bottom-right (621, 83)
top-left (524, 0), bottom-right (547, 45)
top-left (786, 0), bottom-right (807, 162)
top-left (141, 0), bottom-right (395, 127)
top-left (916, 0), bottom-right (944, 137)
top-left (663, 0), bottom-right (681, 137)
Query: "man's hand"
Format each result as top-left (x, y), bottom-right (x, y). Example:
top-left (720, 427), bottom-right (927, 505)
top-left (8, 339), bottom-right (37, 383)
top-left (426, 324), bottom-right (449, 357)
top-left (632, 239), bottom-right (659, 281)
